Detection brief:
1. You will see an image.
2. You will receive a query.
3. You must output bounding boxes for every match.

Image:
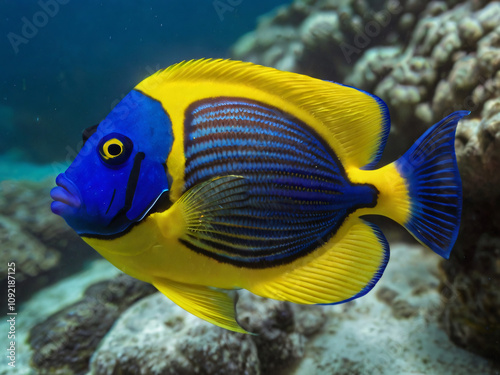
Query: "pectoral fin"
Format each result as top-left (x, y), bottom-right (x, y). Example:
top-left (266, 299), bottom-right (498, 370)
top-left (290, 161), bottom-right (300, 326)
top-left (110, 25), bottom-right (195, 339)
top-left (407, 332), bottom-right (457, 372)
top-left (156, 175), bottom-right (248, 240)
top-left (153, 277), bottom-right (249, 334)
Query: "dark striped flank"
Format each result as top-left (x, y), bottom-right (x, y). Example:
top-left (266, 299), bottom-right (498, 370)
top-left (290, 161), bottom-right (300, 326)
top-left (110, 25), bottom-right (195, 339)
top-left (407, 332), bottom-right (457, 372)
top-left (182, 97), bottom-right (377, 268)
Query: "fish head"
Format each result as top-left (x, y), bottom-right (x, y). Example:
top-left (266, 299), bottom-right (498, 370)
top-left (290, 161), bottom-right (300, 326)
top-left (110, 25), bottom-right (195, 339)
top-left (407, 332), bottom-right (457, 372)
top-left (51, 89), bottom-right (173, 237)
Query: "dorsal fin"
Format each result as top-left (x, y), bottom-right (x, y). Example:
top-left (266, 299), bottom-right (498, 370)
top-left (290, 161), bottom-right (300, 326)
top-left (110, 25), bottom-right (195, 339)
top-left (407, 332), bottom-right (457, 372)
top-left (136, 59), bottom-right (390, 169)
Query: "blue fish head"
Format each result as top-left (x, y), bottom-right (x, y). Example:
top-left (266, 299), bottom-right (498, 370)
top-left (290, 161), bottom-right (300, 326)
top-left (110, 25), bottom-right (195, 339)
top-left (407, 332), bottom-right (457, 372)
top-left (51, 90), bottom-right (173, 236)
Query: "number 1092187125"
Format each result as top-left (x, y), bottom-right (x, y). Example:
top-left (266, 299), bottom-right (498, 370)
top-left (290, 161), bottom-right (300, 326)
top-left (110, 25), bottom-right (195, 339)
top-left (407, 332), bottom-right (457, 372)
top-left (7, 263), bottom-right (16, 313)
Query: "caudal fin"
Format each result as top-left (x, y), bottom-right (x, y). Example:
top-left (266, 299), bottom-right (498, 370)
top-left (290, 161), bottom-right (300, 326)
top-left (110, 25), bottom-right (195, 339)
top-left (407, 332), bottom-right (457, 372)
top-left (395, 111), bottom-right (469, 259)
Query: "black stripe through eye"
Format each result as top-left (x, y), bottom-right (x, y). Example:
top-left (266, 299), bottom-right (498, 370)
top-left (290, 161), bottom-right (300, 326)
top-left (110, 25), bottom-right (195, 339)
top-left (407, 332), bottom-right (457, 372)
top-left (105, 189), bottom-right (117, 215)
top-left (124, 152), bottom-right (145, 210)
top-left (105, 152), bottom-right (146, 230)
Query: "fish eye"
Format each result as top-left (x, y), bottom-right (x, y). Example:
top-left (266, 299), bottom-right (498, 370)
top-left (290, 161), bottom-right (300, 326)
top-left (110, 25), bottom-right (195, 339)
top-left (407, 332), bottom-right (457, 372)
top-left (98, 133), bottom-right (133, 166)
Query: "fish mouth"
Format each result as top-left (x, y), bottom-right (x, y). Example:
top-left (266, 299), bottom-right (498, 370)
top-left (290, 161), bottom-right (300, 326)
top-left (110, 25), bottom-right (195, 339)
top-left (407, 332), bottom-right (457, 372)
top-left (50, 174), bottom-right (82, 215)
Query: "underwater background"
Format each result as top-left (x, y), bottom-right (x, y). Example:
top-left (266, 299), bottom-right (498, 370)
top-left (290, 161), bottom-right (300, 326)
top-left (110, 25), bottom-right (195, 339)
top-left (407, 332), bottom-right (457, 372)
top-left (1, 0), bottom-right (499, 374)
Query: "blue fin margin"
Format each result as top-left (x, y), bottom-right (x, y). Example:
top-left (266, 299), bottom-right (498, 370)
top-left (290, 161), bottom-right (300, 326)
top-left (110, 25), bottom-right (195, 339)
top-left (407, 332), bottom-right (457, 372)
top-left (327, 80), bottom-right (391, 169)
top-left (321, 221), bottom-right (390, 306)
top-left (396, 110), bottom-right (469, 259)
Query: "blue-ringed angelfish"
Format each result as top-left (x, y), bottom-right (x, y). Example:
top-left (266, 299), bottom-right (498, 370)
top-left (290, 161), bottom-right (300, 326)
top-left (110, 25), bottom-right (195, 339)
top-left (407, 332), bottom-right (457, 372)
top-left (51, 59), bottom-right (468, 333)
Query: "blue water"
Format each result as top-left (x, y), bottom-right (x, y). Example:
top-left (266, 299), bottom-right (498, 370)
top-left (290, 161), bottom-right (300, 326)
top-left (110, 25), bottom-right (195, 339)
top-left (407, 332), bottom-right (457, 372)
top-left (1, 0), bottom-right (288, 163)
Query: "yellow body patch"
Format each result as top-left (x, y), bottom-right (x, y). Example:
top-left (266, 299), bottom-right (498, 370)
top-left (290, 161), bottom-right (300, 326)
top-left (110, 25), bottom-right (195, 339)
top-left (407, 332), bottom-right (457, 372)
top-left (347, 162), bottom-right (410, 226)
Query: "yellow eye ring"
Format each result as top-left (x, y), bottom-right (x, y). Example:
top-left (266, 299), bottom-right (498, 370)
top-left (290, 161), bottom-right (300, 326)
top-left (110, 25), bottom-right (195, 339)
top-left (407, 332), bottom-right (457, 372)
top-left (101, 138), bottom-right (124, 159)
top-left (97, 133), bottom-right (134, 167)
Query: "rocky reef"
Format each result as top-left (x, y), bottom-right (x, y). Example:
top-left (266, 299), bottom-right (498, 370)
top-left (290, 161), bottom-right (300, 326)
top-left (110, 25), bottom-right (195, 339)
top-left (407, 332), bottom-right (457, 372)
top-left (21, 245), bottom-right (496, 375)
top-left (89, 291), bottom-right (326, 375)
top-left (29, 274), bottom-right (157, 375)
top-left (233, 0), bottom-right (500, 156)
top-left (232, 0), bottom-right (427, 80)
top-left (27, 274), bottom-right (326, 375)
top-left (440, 98), bottom-right (500, 360)
top-left (455, 98), bottom-right (500, 203)
top-left (232, 0), bottom-right (500, 362)
top-left (0, 178), bottom-right (99, 304)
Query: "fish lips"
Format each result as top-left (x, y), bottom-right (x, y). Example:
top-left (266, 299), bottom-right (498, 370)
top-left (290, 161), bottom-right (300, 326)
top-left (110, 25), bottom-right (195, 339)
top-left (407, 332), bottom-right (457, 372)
top-left (50, 173), bottom-right (82, 216)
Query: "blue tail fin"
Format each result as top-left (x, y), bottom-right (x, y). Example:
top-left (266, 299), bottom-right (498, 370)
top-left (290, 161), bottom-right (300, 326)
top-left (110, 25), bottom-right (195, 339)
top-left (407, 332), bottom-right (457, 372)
top-left (395, 111), bottom-right (469, 258)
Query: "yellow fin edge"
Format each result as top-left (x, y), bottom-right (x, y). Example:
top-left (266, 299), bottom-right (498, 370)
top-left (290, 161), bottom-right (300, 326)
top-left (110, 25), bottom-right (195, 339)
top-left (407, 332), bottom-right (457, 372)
top-left (153, 277), bottom-right (250, 334)
top-left (249, 217), bottom-right (389, 305)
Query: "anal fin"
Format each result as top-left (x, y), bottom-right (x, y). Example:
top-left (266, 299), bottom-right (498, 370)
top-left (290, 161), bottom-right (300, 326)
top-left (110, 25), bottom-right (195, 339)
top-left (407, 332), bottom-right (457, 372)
top-left (153, 277), bottom-right (249, 334)
top-left (250, 218), bottom-right (389, 305)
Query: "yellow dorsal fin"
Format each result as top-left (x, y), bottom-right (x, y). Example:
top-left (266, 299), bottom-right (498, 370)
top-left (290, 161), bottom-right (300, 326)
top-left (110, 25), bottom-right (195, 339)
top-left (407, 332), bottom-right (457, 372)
top-left (136, 59), bottom-right (390, 168)
top-left (153, 277), bottom-right (250, 334)
top-left (249, 217), bottom-right (389, 305)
